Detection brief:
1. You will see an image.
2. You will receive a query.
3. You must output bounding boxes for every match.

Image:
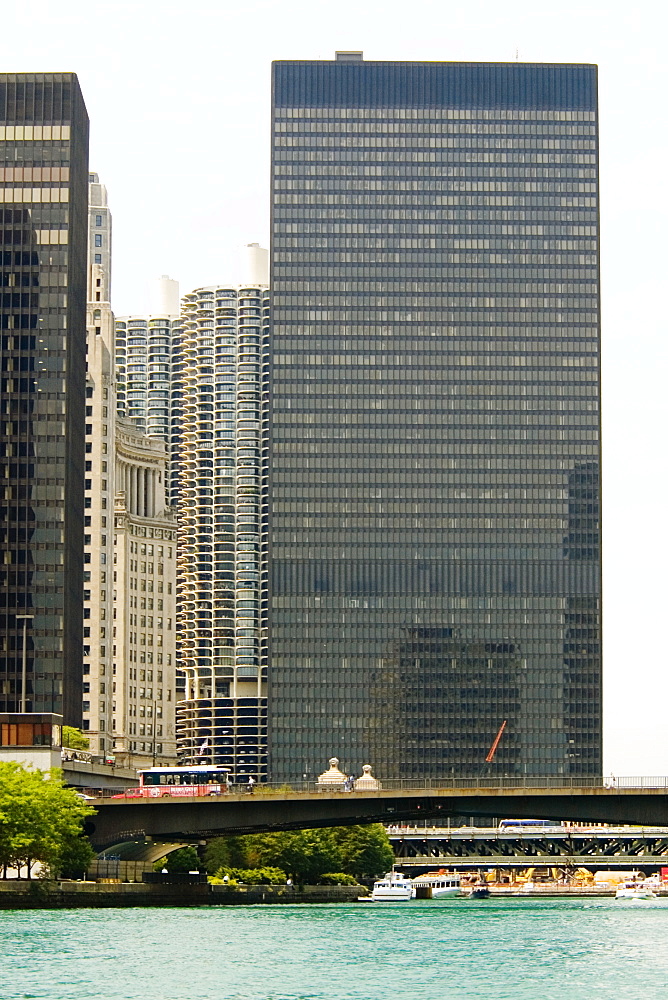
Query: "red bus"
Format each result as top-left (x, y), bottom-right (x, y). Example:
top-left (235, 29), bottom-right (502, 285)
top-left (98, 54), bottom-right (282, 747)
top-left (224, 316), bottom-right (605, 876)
top-left (113, 765), bottom-right (230, 799)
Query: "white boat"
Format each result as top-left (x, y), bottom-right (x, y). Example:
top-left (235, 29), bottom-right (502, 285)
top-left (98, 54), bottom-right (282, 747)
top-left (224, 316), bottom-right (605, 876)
top-left (371, 871), bottom-right (414, 901)
top-left (411, 870), bottom-right (463, 898)
top-left (615, 886), bottom-right (657, 900)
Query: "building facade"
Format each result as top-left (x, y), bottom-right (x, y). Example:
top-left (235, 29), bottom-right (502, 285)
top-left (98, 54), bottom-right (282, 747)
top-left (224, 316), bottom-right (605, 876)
top-left (0, 74), bottom-right (89, 724)
top-left (269, 57), bottom-right (601, 781)
top-left (115, 309), bottom-right (181, 505)
top-left (83, 173), bottom-right (115, 753)
top-left (175, 283), bottom-right (269, 782)
top-left (113, 418), bottom-right (177, 766)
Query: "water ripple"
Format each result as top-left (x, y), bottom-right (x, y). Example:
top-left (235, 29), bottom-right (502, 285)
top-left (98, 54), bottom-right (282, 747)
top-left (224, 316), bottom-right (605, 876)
top-left (1, 898), bottom-right (668, 999)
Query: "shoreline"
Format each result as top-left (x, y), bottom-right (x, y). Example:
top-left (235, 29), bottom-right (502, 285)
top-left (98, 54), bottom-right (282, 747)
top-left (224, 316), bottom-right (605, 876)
top-left (2, 880), bottom-right (667, 908)
top-left (0, 881), bottom-right (362, 909)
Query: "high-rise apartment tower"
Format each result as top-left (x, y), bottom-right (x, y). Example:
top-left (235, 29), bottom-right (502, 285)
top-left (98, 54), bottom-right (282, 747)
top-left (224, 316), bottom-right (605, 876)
top-left (269, 57), bottom-right (601, 781)
top-left (115, 307), bottom-right (181, 505)
top-left (0, 75), bottom-right (89, 724)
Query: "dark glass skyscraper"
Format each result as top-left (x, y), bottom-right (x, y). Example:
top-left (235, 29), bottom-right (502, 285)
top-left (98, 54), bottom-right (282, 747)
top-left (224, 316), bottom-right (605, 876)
top-left (0, 75), bottom-right (89, 725)
top-left (269, 57), bottom-right (601, 781)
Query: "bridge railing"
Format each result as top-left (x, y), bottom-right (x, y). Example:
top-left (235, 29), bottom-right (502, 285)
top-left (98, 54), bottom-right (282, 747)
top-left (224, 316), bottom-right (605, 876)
top-left (229, 775), bottom-right (668, 794)
top-left (613, 776), bottom-right (668, 789)
top-left (281, 776), bottom-right (668, 792)
top-left (88, 775), bottom-right (668, 799)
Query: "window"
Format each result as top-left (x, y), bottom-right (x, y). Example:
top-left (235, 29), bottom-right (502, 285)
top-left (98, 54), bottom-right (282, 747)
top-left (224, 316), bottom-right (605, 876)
top-left (95, 234), bottom-right (102, 247)
top-left (95, 215), bottom-right (103, 227)
top-left (94, 253), bottom-right (101, 264)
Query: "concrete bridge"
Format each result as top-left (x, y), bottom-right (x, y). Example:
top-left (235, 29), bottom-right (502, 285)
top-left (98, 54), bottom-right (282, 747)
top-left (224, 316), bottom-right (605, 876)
top-left (85, 778), bottom-right (668, 855)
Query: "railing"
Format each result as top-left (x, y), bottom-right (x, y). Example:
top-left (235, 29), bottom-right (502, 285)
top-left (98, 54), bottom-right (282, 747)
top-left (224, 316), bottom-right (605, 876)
top-left (239, 776), bottom-right (668, 793)
top-left (86, 776), bottom-right (668, 800)
top-left (387, 823), bottom-right (668, 837)
top-left (61, 749), bottom-right (96, 764)
top-left (92, 775), bottom-right (668, 796)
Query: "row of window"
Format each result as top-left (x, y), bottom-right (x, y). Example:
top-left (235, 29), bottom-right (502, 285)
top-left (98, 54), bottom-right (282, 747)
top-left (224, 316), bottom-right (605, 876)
top-left (277, 108), bottom-right (596, 122)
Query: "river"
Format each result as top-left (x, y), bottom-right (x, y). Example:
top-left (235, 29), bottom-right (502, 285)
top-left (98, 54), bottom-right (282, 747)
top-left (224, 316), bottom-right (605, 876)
top-left (2, 897), bottom-right (668, 999)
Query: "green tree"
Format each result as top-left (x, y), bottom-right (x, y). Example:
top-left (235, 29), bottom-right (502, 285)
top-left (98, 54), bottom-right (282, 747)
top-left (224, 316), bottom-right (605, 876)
top-left (0, 763), bottom-right (96, 878)
top-left (203, 835), bottom-right (248, 874)
top-left (269, 829), bottom-right (342, 883)
top-left (56, 834), bottom-right (96, 880)
top-left (333, 824), bottom-right (395, 878)
top-left (62, 727), bottom-right (90, 751)
top-left (157, 846), bottom-right (201, 873)
top-left (202, 826), bottom-right (392, 883)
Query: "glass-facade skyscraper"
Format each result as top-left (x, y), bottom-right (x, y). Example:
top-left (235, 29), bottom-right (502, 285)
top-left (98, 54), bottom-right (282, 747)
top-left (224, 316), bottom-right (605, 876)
top-left (269, 57), bottom-right (601, 781)
top-left (0, 75), bottom-right (89, 724)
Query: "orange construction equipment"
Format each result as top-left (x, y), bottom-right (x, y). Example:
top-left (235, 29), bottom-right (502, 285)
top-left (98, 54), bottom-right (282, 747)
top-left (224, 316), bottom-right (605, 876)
top-left (485, 720), bottom-right (507, 763)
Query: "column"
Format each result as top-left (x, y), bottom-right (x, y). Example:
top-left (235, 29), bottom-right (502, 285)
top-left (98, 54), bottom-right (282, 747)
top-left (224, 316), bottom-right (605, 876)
top-left (130, 465), bottom-right (137, 515)
top-left (148, 470), bottom-right (154, 517)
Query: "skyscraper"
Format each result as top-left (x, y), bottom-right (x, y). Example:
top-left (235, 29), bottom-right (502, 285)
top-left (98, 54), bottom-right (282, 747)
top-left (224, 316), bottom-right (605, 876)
top-left (269, 57), bottom-right (601, 781)
top-left (115, 299), bottom-right (181, 505)
top-left (83, 172), bottom-right (115, 753)
top-left (175, 281), bottom-right (269, 781)
top-left (83, 177), bottom-right (177, 766)
top-left (0, 74), bottom-right (89, 724)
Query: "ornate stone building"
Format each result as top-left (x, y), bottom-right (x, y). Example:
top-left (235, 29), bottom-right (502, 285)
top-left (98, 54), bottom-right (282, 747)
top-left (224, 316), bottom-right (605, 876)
top-left (112, 419), bottom-right (177, 766)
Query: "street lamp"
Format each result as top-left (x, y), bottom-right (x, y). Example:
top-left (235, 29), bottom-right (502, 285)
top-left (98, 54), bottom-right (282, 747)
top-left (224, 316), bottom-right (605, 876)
top-left (152, 699), bottom-right (158, 766)
top-left (15, 614), bottom-right (34, 713)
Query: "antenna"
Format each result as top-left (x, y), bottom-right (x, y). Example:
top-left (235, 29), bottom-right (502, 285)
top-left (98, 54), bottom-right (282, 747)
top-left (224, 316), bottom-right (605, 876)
top-left (515, 48), bottom-right (519, 61)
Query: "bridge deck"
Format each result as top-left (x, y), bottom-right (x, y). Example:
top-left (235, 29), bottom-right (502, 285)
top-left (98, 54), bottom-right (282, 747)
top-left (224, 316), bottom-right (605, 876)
top-left (85, 783), bottom-right (668, 852)
top-left (389, 824), bottom-right (668, 867)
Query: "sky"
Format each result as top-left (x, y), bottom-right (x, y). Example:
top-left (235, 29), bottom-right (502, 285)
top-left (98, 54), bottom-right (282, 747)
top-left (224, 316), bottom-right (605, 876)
top-left (4, 0), bottom-right (667, 775)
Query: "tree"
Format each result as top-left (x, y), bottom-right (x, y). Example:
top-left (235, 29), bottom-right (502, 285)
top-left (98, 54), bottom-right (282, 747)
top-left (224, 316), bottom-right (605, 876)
top-left (203, 835), bottom-right (248, 874)
top-left (0, 762), bottom-right (96, 878)
top-left (332, 824), bottom-right (395, 878)
top-left (155, 846), bottom-right (201, 873)
top-left (62, 727), bottom-right (90, 751)
top-left (57, 834), bottom-right (96, 880)
top-left (267, 830), bottom-right (342, 883)
top-left (202, 825), bottom-right (393, 882)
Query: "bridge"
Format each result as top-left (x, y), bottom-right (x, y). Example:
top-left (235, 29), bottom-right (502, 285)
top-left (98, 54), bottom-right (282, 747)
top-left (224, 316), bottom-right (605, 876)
top-left (85, 777), bottom-right (668, 855)
top-left (389, 823), bottom-right (668, 871)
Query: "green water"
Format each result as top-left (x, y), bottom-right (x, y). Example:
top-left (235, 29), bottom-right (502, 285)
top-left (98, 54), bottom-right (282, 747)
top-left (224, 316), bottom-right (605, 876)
top-left (2, 898), bottom-right (668, 999)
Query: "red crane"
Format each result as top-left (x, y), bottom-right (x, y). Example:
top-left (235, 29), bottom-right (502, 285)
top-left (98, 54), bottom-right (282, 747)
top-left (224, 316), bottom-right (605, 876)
top-left (485, 720), bottom-right (507, 764)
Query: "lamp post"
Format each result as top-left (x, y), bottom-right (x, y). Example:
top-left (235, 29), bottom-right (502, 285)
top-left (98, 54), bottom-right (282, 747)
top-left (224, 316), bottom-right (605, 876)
top-left (15, 614), bottom-right (34, 713)
top-left (152, 699), bottom-right (158, 767)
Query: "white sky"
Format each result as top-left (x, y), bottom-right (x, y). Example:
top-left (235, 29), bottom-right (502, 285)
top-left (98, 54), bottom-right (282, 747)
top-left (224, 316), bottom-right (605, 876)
top-left (4, 0), bottom-right (667, 775)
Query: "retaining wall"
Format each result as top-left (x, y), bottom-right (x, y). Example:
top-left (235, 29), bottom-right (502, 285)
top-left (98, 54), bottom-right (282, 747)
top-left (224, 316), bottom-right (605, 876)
top-left (0, 881), bottom-right (363, 909)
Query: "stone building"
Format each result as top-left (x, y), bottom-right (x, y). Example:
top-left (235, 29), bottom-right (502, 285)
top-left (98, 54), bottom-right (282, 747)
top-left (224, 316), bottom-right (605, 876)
top-left (112, 419), bottom-right (177, 766)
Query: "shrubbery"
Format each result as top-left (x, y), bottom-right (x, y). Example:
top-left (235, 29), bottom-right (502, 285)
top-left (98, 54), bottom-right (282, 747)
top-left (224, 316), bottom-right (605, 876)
top-left (318, 872), bottom-right (359, 886)
top-left (214, 865), bottom-right (287, 885)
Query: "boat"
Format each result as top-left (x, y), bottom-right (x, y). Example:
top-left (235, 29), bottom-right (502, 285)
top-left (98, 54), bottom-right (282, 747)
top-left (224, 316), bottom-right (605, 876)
top-left (411, 870), bottom-right (462, 898)
top-left (615, 886), bottom-right (657, 900)
top-left (468, 885), bottom-right (491, 899)
top-left (371, 871), bottom-right (414, 901)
